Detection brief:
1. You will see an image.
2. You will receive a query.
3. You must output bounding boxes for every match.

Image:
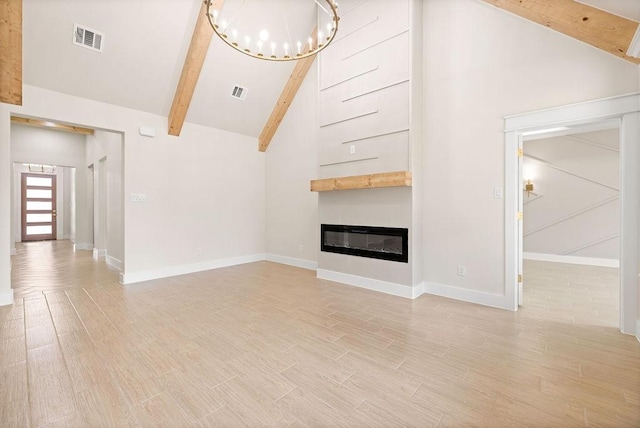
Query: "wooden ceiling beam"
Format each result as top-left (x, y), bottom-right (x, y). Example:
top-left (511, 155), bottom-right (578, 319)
top-left (480, 0), bottom-right (640, 64)
top-left (168, 0), bottom-right (223, 136)
top-left (258, 27), bottom-right (318, 152)
top-left (11, 116), bottom-right (94, 135)
top-left (0, 0), bottom-right (22, 105)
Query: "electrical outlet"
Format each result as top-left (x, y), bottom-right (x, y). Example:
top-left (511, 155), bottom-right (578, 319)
top-left (493, 187), bottom-right (503, 199)
top-left (298, 244), bottom-right (304, 252)
top-left (196, 248), bottom-right (202, 256)
top-left (457, 265), bottom-right (467, 277)
top-left (349, 145), bottom-right (356, 155)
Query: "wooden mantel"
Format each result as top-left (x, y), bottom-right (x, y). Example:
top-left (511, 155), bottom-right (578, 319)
top-left (310, 171), bottom-right (412, 192)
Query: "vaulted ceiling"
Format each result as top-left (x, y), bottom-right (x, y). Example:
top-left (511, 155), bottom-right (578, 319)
top-left (21, 0), bottom-right (301, 138)
top-left (4, 0), bottom-right (640, 141)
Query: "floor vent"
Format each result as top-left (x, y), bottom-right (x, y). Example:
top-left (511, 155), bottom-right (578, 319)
top-left (73, 24), bottom-right (104, 53)
top-left (231, 85), bottom-right (248, 101)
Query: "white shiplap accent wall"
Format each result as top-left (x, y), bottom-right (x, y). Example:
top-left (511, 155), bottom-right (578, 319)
top-left (318, 0), bottom-right (410, 178)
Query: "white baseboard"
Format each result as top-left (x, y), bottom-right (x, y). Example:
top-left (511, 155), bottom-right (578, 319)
top-left (636, 319), bottom-right (640, 344)
top-left (0, 289), bottom-right (14, 306)
top-left (10, 248), bottom-right (16, 256)
top-left (105, 255), bottom-right (122, 272)
top-left (92, 248), bottom-right (107, 259)
top-left (524, 252), bottom-right (619, 268)
top-left (74, 243), bottom-right (93, 251)
top-left (316, 269), bottom-right (422, 299)
top-left (266, 254), bottom-right (317, 271)
top-left (422, 281), bottom-right (512, 310)
top-left (121, 253), bottom-right (266, 285)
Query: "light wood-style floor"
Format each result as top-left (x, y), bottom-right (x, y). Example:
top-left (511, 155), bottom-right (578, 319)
top-left (3, 240), bottom-right (639, 427)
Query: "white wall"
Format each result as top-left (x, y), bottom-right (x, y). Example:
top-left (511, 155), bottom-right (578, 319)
top-left (86, 130), bottom-right (124, 267)
top-left (422, 0), bottom-right (639, 297)
top-left (10, 125), bottom-right (89, 246)
top-left (523, 129), bottom-right (620, 261)
top-left (265, 62), bottom-right (319, 269)
top-left (0, 84), bottom-right (266, 302)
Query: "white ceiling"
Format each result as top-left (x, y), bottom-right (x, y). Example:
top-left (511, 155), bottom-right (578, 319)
top-left (22, 1), bottom-right (639, 139)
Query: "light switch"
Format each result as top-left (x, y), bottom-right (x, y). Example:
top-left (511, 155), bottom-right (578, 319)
top-left (130, 193), bottom-right (147, 202)
top-left (493, 187), bottom-right (503, 199)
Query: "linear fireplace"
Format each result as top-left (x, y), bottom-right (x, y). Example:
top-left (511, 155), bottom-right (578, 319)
top-left (321, 224), bottom-right (409, 263)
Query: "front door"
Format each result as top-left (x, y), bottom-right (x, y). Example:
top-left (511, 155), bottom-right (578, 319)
top-left (21, 173), bottom-right (57, 241)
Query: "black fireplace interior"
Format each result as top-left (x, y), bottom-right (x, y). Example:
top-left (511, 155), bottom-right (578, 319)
top-left (321, 224), bottom-right (408, 263)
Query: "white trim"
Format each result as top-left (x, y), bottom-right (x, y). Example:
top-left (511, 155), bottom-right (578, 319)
top-left (523, 252), bottom-right (619, 268)
top-left (422, 281), bottom-right (511, 310)
top-left (265, 254), bottom-right (317, 271)
top-left (504, 93), bottom-right (640, 132)
top-left (0, 289), bottom-right (14, 306)
top-left (105, 255), bottom-right (122, 271)
top-left (121, 253), bottom-right (266, 285)
top-left (10, 248), bottom-right (16, 256)
top-left (619, 112), bottom-right (640, 336)
top-left (627, 25), bottom-right (640, 58)
top-left (73, 243), bottom-right (93, 251)
top-left (316, 269), bottom-right (423, 299)
top-left (92, 248), bottom-right (107, 259)
top-left (504, 130), bottom-right (520, 311)
top-left (636, 318), bottom-right (640, 343)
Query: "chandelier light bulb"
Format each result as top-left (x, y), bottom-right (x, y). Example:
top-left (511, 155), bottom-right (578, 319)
top-left (205, 0), bottom-right (339, 61)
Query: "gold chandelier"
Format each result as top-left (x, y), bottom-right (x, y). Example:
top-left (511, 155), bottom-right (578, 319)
top-left (205, 0), bottom-right (339, 61)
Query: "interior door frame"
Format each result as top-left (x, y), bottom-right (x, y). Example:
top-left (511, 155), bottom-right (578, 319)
top-left (504, 92), bottom-right (640, 335)
top-left (21, 172), bottom-right (57, 241)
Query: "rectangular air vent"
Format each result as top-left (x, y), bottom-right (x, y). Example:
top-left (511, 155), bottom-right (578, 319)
top-left (73, 23), bottom-right (104, 53)
top-left (231, 85), bottom-right (248, 101)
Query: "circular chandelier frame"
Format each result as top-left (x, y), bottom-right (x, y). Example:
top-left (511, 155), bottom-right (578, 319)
top-left (205, 0), bottom-right (339, 62)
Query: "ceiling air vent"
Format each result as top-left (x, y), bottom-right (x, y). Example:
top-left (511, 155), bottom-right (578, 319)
top-left (231, 85), bottom-right (248, 101)
top-left (73, 23), bottom-right (104, 53)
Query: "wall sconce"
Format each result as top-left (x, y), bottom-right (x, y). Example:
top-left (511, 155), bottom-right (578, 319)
top-left (524, 179), bottom-right (534, 197)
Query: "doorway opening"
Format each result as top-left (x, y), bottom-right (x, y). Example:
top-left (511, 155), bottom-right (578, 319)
top-left (9, 117), bottom-right (125, 297)
top-left (504, 93), bottom-right (639, 335)
top-left (520, 125), bottom-right (621, 328)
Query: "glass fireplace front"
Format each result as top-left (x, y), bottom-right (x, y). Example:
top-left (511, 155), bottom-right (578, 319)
top-left (321, 224), bottom-right (408, 263)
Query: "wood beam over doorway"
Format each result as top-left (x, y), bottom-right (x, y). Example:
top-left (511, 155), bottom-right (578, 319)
top-left (258, 27), bottom-right (318, 152)
top-left (0, 0), bottom-right (22, 105)
top-left (480, 0), bottom-right (640, 64)
top-left (11, 116), bottom-right (94, 135)
top-left (168, 0), bottom-right (223, 136)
